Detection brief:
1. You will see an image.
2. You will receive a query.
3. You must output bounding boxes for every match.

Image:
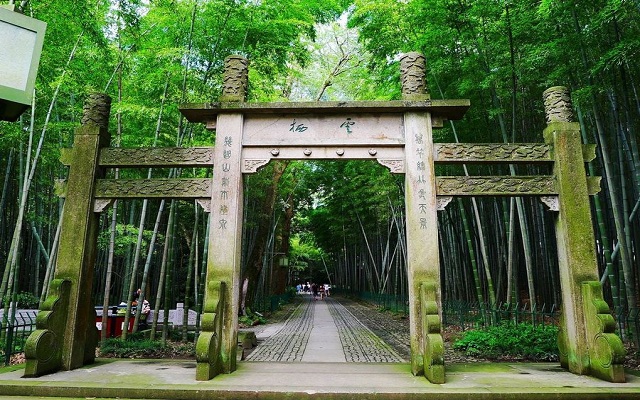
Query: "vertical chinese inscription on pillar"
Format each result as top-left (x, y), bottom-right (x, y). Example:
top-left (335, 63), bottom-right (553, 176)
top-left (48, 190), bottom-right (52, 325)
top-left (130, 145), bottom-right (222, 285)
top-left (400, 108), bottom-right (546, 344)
top-left (198, 55), bottom-right (248, 381)
top-left (217, 135), bottom-right (234, 231)
top-left (413, 131), bottom-right (429, 230)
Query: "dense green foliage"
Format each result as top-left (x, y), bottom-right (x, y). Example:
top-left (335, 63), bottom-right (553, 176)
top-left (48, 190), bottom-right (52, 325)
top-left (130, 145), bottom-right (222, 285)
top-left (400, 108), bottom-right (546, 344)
top-left (453, 323), bottom-right (559, 361)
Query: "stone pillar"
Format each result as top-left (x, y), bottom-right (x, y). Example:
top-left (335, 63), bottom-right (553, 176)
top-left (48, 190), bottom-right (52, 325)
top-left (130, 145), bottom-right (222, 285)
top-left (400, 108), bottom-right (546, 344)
top-left (24, 93), bottom-right (110, 377)
top-left (401, 52), bottom-right (444, 383)
top-left (196, 55), bottom-right (247, 380)
top-left (543, 86), bottom-right (625, 382)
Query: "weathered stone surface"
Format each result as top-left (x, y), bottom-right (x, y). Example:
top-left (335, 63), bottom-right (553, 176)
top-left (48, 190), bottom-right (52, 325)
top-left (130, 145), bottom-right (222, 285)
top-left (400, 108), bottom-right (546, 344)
top-left (434, 143), bottom-right (552, 163)
top-left (24, 279), bottom-right (70, 377)
top-left (436, 176), bottom-right (556, 196)
top-left (420, 281), bottom-right (444, 384)
top-left (25, 93), bottom-right (110, 377)
top-left (196, 281), bottom-right (226, 381)
top-left (179, 99), bottom-right (470, 122)
top-left (99, 147), bottom-right (214, 167)
top-left (94, 178), bottom-right (212, 199)
top-left (582, 281), bottom-right (626, 382)
top-left (198, 109), bottom-right (245, 379)
top-left (80, 93), bottom-right (111, 129)
top-left (544, 106), bottom-right (624, 382)
top-left (403, 54), bottom-right (440, 379)
top-left (221, 55), bottom-right (248, 102)
top-left (543, 86), bottom-right (574, 124)
top-left (400, 52), bottom-right (428, 98)
top-left (243, 113), bottom-right (404, 146)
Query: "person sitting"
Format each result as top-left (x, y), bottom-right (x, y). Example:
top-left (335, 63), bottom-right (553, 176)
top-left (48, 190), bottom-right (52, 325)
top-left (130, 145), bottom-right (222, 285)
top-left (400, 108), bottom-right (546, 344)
top-left (131, 288), bottom-right (141, 306)
top-left (138, 299), bottom-right (151, 329)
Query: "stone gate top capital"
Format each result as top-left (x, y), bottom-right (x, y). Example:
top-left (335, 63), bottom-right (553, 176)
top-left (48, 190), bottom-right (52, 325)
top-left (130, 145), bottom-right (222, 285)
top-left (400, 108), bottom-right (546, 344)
top-left (221, 55), bottom-right (249, 102)
top-left (81, 93), bottom-right (111, 129)
top-left (543, 86), bottom-right (574, 124)
top-left (400, 52), bottom-right (428, 98)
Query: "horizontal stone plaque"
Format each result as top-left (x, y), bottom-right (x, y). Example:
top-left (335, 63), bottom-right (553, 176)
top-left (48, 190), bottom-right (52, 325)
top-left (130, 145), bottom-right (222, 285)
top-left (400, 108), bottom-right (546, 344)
top-left (243, 113), bottom-right (405, 146)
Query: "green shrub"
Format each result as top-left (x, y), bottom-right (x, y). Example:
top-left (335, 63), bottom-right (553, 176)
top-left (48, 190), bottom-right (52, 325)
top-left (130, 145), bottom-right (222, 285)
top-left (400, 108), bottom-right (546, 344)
top-left (453, 323), bottom-right (558, 361)
top-left (2, 292), bottom-right (40, 309)
top-left (0, 335), bottom-right (28, 356)
top-left (98, 336), bottom-right (194, 359)
top-left (238, 308), bottom-right (266, 327)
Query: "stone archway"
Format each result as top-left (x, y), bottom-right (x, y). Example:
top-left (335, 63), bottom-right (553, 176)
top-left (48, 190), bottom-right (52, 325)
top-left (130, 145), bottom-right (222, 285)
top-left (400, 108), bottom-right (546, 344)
top-left (23, 52), bottom-right (624, 384)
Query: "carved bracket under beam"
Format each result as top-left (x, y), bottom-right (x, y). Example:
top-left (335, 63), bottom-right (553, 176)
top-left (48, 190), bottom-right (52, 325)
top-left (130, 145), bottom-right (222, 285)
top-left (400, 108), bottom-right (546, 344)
top-left (540, 196), bottom-right (559, 211)
top-left (93, 199), bottom-right (114, 213)
top-left (378, 159), bottom-right (404, 173)
top-left (196, 199), bottom-right (211, 213)
top-left (241, 146), bottom-right (406, 174)
top-left (242, 159), bottom-right (270, 173)
top-left (94, 178), bottom-right (212, 199)
top-left (436, 196), bottom-right (453, 211)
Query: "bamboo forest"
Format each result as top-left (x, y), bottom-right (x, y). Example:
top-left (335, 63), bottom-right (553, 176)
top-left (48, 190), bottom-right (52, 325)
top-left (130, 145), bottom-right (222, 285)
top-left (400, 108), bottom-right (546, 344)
top-left (1, 0), bottom-right (640, 352)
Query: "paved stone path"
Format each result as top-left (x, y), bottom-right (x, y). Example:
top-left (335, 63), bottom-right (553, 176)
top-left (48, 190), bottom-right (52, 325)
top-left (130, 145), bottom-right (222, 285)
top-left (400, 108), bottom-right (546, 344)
top-left (246, 296), bottom-right (404, 363)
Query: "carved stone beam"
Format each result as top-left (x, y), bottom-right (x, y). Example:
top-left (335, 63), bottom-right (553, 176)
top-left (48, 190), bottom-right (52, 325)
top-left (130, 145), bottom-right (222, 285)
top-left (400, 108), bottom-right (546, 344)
top-left (58, 175), bottom-right (600, 200)
top-left (436, 176), bottom-right (556, 196)
top-left (434, 143), bottom-right (552, 163)
top-left (435, 176), bottom-right (600, 197)
top-left (98, 147), bottom-right (214, 168)
top-left (94, 178), bottom-right (212, 199)
top-left (434, 143), bottom-right (597, 164)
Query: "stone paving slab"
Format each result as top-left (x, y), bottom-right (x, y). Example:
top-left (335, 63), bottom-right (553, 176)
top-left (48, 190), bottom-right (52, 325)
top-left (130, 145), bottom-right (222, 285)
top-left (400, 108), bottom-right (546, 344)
top-left (0, 360), bottom-right (639, 399)
top-left (246, 297), bottom-right (313, 361)
top-left (327, 297), bottom-right (404, 362)
top-left (248, 295), bottom-right (403, 363)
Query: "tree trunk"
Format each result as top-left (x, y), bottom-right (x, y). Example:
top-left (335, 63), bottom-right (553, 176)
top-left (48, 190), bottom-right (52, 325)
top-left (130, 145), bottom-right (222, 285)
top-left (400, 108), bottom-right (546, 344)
top-left (242, 161), bottom-right (289, 309)
top-left (182, 202), bottom-right (199, 341)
